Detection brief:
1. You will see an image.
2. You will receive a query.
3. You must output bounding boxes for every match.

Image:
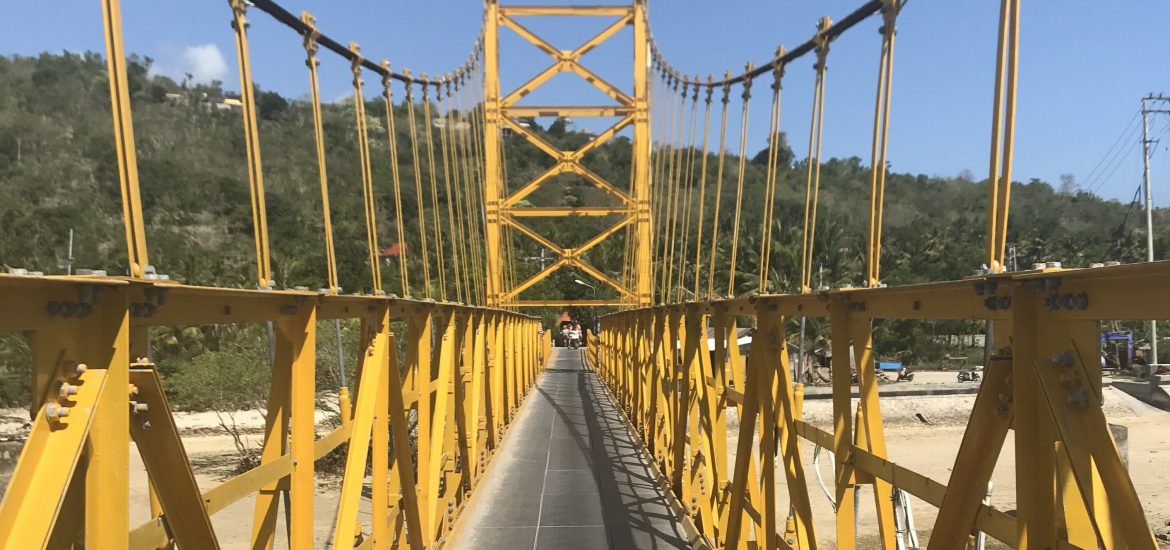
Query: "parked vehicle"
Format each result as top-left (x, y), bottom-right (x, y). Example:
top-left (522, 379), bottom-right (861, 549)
top-left (957, 369), bottom-right (981, 383)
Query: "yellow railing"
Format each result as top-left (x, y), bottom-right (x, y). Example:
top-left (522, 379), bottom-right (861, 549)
top-left (592, 264), bottom-right (1164, 549)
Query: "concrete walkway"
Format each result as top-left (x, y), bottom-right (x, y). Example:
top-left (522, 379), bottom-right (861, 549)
top-left (450, 348), bottom-right (690, 550)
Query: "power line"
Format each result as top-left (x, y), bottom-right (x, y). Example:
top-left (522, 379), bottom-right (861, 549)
top-left (1086, 140), bottom-right (1140, 196)
top-left (1081, 111), bottom-right (1141, 193)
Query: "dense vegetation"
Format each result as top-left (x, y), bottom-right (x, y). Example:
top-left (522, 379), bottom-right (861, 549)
top-left (0, 51), bottom-right (1166, 408)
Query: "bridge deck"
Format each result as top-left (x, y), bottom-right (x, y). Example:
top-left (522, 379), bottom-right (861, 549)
top-left (451, 348), bottom-right (690, 550)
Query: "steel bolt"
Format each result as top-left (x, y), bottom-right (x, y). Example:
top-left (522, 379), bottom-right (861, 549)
top-left (45, 403), bottom-right (71, 420)
top-left (72, 363), bottom-right (88, 376)
top-left (58, 383), bottom-right (79, 399)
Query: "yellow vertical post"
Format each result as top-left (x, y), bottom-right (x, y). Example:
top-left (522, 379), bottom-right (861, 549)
top-left (849, 318), bottom-right (896, 548)
top-left (86, 288), bottom-right (130, 548)
top-left (371, 327), bottom-right (390, 550)
top-left (468, 312), bottom-right (487, 483)
top-left (409, 309), bottom-right (434, 542)
top-left (490, 314), bottom-right (505, 442)
top-left (301, 12), bottom-right (340, 293)
top-left (251, 323), bottom-right (293, 550)
top-left (229, 0), bottom-right (273, 289)
top-left (482, 1), bottom-right (503, 306)
top-left (284, 306), bottom-right (317, 550)
top-left (829, 302), bottom-right (856, 549)
top-left (101, 0), bottom-right (149, 278)
top-left (632, 0), bottom-right (653, 306)
top-left (424, 312), bottom-right (456, 544)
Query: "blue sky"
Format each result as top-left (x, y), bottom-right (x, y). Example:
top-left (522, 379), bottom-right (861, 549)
top-left (4, 1), bottom-right (1170, 203)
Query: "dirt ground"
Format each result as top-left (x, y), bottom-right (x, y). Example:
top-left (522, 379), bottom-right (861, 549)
top-left (2, 374), bottom-right (1168, 547)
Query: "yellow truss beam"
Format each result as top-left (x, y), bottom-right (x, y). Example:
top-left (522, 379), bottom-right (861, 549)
top-left (499, 6), bottom-right (633, 17)
top-left (485, 0), bottom-right (650, 308)
top-left (506, 299), bottom-right (627, 307)
top-left (504, 105), bottom-right (633, 117)
top-left (504, 206), bottom-right (634, 217)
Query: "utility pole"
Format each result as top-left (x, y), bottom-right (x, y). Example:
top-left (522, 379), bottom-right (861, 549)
top-left (1141, 94), bottom-right (1170, 363)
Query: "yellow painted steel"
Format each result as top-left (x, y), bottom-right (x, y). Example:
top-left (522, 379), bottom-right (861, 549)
top-left (799, 18), bottom-right (831, 295)
top-left (758, 49), bottom-right (785, 293)
top-left (301, 12), bottom-right (341, 294)
top-left (404, 73), bottom-right (435, 299)
top-left (5, 1), bottom-right (1165, 548)
top-left (381, 60), bottom-right (411, 296)
top-left (985, 0), bottom-right (1021, 274)
top-left (595, 263), bottom-right (1163, 548)
top-left (421, 76), bottom-right (449, 302)
top-left (726, 64), bottom-right (752, 298)
top-left (101, 0), bottom-right (149, 279)
top-left (349, 42), bottom-right (384, 295)
top-left (0, 4), bottom-right (543, 547)
top-left (229, 0), bottom-right (274, 290)
top-left (864, 0), bottom-right (899, 288)
top-left (483, 0), bottom-right (651, 307)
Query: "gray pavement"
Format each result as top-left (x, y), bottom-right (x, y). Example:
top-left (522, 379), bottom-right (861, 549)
top-left (450, 348), bottom-right (690, 550)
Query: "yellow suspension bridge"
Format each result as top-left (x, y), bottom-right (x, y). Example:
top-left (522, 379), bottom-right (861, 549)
top-left (0, 0), bottom-right (1163, 548)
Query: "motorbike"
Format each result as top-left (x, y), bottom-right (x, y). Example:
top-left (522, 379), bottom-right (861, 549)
top-left (957, 369), bottom-right (981, 383)
top-left (568, 329), bottom-right (581, 350)
top-left (897, 366), bottom-right (915, 382)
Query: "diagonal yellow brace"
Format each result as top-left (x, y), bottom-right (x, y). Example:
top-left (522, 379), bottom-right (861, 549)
top-left (569, 14), bottom-right (633, 59)
top-left (129, 367), bottom-right (220, 548)
top-left (567, 61), bottom-right (634, 106)
top-left (502, 258), bottom-right (569, 301)
top-left (0, 368), bottom-right (107, 549)
top-left (332, 307), bottom-right (390, 547)
top-left (571, 114), bottom-right (634, 160)
top-left (499, 14), bottom-right (561, 58)
top-left (501, 116), bottom-right (566, 159)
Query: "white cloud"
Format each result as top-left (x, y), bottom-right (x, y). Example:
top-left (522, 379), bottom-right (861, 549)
top-left (153, 44), bottom-right (229, 85)
top-left (182, 44), bottom-right (228, 84)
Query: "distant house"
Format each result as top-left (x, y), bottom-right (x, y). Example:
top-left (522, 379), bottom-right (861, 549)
top-left (203, 92), bottom-right (242, 112)
top-left (379, 243), bottom-right (406, 263)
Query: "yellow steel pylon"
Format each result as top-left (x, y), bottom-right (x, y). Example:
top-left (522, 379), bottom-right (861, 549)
top-left (482, 1), bottom-right (652, 308)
